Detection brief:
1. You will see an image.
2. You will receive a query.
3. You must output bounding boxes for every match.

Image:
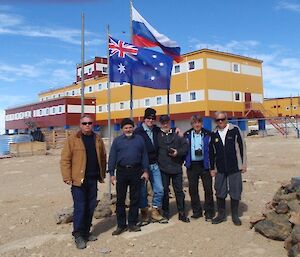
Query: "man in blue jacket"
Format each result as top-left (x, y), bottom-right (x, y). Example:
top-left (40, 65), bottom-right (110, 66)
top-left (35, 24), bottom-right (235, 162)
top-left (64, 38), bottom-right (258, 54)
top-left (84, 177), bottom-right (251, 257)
top-left (209, 111), bottom-right (247, 226)
top-left (184, 115), bottom-right (214, 221)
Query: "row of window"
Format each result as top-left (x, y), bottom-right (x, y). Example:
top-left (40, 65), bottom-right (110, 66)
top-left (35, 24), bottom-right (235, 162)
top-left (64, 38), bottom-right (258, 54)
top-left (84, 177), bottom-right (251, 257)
top-left (5, 105), bottom-right (65, 121)
top-left (271, 105), bottom-right (298, 111)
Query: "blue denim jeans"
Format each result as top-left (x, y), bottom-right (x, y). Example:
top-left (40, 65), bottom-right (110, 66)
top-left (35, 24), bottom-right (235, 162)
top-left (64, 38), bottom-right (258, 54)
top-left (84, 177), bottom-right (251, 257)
top-left (140, 163), bottom-right (164, 208)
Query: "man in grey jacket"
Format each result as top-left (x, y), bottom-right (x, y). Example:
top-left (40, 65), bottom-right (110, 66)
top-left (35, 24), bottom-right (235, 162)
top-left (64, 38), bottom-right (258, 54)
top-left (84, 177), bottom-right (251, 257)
top-left (157, 115), bottom-right (190, 222)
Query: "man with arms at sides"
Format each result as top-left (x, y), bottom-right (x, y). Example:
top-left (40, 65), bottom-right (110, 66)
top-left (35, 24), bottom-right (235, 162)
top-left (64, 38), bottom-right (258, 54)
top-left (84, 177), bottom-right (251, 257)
top-left (157, 115), bottom-right (190, 222)
top-left (60, 114), bottom-right (106, 249)
top-left (184, 115), bottom-right (214, 221)
top-left (209, 111), bottom-right (247, 226)
top-left (134, 108), bottom-right (168, 225)
top-left (108, 118), bottom-right (149, 235)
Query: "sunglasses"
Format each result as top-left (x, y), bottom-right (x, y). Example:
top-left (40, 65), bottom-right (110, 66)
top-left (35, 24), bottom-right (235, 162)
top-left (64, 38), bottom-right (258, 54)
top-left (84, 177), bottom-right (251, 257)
top-left (215, 118), bottom-right (226, 122)
top-left (81, 122), bottom-right (93, 126)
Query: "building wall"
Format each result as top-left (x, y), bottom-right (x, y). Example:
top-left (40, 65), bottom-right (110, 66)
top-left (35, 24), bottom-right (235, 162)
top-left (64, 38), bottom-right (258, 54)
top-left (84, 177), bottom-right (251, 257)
top-left (263, 97), bottom-right (300, 117)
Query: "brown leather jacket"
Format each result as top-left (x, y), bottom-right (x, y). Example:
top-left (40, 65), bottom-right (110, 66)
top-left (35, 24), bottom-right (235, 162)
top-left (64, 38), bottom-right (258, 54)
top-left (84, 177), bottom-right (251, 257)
top-left (60, 131), bottom-right (107, 186)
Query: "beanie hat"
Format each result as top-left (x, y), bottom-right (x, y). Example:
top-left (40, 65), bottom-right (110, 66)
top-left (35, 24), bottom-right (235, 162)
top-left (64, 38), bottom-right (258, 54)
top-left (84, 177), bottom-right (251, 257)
top-left (121, 118), bottom-right (134, 128)
top-left (159, 115), bottom-right (170, 123)
top-left (144, 108), bottom-right (156, 120)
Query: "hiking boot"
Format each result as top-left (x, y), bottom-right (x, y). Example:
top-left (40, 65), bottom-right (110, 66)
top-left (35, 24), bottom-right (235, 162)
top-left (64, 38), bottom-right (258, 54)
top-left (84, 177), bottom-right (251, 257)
top-left (231, 199), bottom-right (242, 226)
top-left (128, 225), bottom-right (142, 232)
top-left (83, 233), bottom-right (98, 241)
top-left (138, 207), bottom-right (150, 227)
top-left (112, 226), bottom-right (127, 236)
top-left (204, 211), bottom-right (215, 221)
top-left (151, 207), bottom-right (168, 223)
top-left (212, 198), bottom-right (226, 224)
top-left (191, 212), bottom-right (203, 219)
top-left (74, 235), bottom-right (87, 249)
top-left (178, 213), bottom-right (190, 223)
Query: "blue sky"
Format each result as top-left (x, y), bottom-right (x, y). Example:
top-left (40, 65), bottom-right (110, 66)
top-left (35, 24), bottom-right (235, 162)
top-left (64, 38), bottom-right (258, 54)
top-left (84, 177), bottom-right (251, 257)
top-left (1, 0), bottom-right (300, 133)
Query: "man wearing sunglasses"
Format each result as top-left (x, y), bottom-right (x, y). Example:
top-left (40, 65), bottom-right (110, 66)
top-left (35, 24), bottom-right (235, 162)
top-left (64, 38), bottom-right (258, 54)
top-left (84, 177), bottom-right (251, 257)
top-left (61, 115), bottom-right (107, 249)
top-left (209, 111), bottom-right (247, 226)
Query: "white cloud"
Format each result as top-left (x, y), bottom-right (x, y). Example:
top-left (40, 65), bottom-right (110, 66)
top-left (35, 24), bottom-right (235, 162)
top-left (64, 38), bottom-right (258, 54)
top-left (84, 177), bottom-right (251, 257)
top-left (0, 12), bottom-right (104, 46)
top-left (0, 63), bottom-right (41, 81)
top-left (276, 0), bottom-right (300, 13)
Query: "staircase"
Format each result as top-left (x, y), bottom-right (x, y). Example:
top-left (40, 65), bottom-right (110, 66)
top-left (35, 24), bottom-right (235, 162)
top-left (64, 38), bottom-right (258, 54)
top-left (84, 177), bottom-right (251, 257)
top-left (245, 102), bottom-right (287, 135)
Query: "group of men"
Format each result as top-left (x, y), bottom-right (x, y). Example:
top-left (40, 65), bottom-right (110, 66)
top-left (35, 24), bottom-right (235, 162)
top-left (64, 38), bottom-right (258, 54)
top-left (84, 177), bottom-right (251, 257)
top-left (60, 108), bottom-right (247, 249)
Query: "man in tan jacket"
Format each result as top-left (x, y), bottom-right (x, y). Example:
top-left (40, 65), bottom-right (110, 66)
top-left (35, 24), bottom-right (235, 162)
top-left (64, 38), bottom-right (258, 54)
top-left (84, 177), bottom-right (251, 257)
top-left (61, 114), bottom-right (106, 249)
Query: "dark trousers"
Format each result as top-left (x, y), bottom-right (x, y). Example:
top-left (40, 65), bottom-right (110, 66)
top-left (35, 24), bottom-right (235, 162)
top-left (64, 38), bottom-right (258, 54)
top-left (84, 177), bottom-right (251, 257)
top-left (215, 172), bottom-right (242, 200)
top-left (71, 178), bottom-right (98, 237)
top-left (187, 162), bottom-right (214, 215)
top-left (116, 170), bottom-right (142, 228)
top-left (161, 171), bottom-right (185, 215)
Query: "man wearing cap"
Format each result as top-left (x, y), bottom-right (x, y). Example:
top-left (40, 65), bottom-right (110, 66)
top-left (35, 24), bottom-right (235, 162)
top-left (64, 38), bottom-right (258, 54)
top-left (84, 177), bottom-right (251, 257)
top-left (157, 115), bottom-right (190, 222)
top-left (184, 115), bottom-right (214, 221)
top-left (60, 114), bottom-right (106, 249)
top-left (134, 108), bottom-right (168, 225)
top-left (209, 111), bottom-right (247, 226)
top-left (108, 118), bottom-right (149, 235)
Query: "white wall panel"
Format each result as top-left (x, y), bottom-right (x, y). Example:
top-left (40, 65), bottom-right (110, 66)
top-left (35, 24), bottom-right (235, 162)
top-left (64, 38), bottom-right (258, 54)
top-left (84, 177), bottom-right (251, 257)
top-left (207, 58), bottom-right (231, 72)
top-left (208, 89), bottom-right (232, 101)
top-left (241, 65), bottom-right (261, 77)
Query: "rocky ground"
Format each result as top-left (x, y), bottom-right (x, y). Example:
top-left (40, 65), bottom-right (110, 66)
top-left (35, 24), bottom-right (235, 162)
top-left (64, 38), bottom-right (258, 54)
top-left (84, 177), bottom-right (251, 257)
top-left (0, 135), bottom-right (299, 257)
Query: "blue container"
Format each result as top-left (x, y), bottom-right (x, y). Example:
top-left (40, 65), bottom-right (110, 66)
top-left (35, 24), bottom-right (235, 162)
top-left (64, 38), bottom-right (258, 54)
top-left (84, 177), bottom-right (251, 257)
top-left (258, 119), bottom-right (266, 131)
top-left (0, 134), bottom-right (32, 156)
top-left (171, 120), bottom-right (175, 129)
top-left (203, 117), bottom-right (213, 131)
top-left (230, 119), bottom-right (238, 126)
top-left (238, 120), bottom-right (247, 131)
top-left (114, 124), bottom-right (121, 131)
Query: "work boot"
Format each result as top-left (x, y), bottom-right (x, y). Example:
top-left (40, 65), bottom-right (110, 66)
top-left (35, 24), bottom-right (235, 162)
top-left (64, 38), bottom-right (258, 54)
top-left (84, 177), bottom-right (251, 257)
top-left (128, 225), bottom-right (142, 232)
top-left (231, 199), bottom-right (242, 226)
top-left (138, 207), bottom-right (150, 226)
top-left (178, 212), bottom-right (190, 223)
top-left (112, 226), bottom-right (127, 236)
top-left (74, 235), bottom-right (87, 249)
top-left (83, 233), bottom-right (97, 242)
top-left (212, 198), bottom-right (226, 224)
top-left (151, 207), bottom-right (168, 223)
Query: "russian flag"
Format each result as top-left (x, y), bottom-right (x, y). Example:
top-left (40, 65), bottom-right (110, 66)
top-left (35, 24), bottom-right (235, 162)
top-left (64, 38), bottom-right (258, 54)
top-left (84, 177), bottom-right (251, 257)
top-left (132, 6), bottom-right (182, 63)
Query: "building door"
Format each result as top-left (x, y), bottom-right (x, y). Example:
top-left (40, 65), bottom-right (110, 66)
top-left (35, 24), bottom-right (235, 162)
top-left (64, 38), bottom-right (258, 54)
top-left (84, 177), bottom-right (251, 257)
top-left (245, 92), bottom-right (252, 110)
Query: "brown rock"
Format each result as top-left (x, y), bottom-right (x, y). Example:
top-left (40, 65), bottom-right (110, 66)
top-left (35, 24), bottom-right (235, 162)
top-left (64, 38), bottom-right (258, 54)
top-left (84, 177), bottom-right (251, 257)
top-left (276, 202), bottom-right (289, 214)
top-left (291, 225), bottom-right (300, 243)
top-left (285, 235), bottom-right (293, 251)
top-left (290, 213), bottom-right (300, 225)
top-left (55, 207), bottom-right (73, 224)
top-left (288, 200), bottom-right (300, 213)
top-left (288, 243), bottom-right (300, 257)
top-left (250, 215), bottom-right (265, 229)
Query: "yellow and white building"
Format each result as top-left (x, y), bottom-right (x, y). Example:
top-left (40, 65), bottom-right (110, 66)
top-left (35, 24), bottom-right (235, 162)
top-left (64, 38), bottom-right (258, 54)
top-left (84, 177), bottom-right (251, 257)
top-left (38, 49), bottom-right (264, 132)
top-left (263, 96), bottom-right (300, 117)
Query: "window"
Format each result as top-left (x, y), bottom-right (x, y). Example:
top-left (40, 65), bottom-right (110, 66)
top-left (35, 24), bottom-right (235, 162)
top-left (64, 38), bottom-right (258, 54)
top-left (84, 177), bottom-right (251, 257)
top-left (53, 95), bottom-right (56, 98)
top-left (59, 106), bottom-right (62, 112)
top-left (89, 86), bottom-right (92, 92)
top-left (46, 109), bottom-right (49, 115)
top-left (72, 90), bottom-right (75, 96)
top-left (175, 94), bottom-right (182, 103)
top-left (66, 92), bottom-right (69, 96)
top-left (286, 106), bottom-right (290, 111)
top-left (102, 67), bottom-right (108, 73)
top-left (232, 63), bottom-right (240, 73)
top-left (190, 92), bottom-right (196, 101)
top-left (52, 107), bottom-right (56, 114)
top-left (174, 65), bottom-right (180, 73)
top-left (145, 98), bottom-right (150, 106)
top-left (120, 102), bottom-right (124, 110)
top-left (234, 92), bottom-right (241, 102)
top-left (46, 97), bottom-right (48, 100)
top-left (98, 84), bottom-right (102, 90)
top-left (188, 61), bottom-right (195, 70)
top-left (293, 106), bottom-right (298, 110)
top-left (88, 67), bottom-right (92, 74)
top-left (156, 97), bottom-right (162, 105)
top-left (98, 106), bottom-right (102, 112)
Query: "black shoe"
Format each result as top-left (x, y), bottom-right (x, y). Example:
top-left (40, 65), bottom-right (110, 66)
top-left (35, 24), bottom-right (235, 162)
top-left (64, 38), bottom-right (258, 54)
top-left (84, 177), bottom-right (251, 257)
top-left (162, 211), bottom-right (169, 220)
top-left (112, 226), bottom-right (127, 236)
top-left (204, 211), bottom-right (215, 221)
top-left (74, 236), bottom-right (87, 249)
top-left (178, 213), bottom-right (190, 223)
top-left (231, 199), bottom-right (242, 226)
top-left (211, 212), bottom-right (226, 224)
top-left (191, 213), bottom-right (203, 219)
top-left (128, 225), bottom-right (142, 232)
top-left (232, 215), bottom-right (242, 226)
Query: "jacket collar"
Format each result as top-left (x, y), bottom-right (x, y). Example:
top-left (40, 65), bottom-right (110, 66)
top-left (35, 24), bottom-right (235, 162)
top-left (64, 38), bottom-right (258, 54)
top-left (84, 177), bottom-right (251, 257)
top-left (76, 130), bottom-right (95, 138)
top-left (213, 123), bottom-right (235, 133)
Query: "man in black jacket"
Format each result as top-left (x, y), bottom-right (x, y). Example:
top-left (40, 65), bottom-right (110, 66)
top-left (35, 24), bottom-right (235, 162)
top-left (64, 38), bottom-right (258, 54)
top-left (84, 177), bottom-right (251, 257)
top-left (157, 115), bottom-right (190, 222)
top-left (209, 111), bottom-right (247, 226)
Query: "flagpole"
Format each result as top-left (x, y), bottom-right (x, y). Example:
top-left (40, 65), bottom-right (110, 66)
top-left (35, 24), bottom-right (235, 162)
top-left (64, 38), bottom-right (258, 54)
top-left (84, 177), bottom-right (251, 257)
top-left (167, 89), bottom-right (170, 116)
top-left (129, 0), bottom-right (133, 119)
top-left (106, 24), bottom-right (112, 199)
top-left (80, 12), bottom-right (85, 116)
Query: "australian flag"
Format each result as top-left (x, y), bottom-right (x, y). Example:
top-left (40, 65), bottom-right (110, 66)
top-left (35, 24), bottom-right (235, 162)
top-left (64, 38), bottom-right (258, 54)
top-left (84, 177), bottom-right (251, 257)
top-left (109, 36), bottom-right (173, 90)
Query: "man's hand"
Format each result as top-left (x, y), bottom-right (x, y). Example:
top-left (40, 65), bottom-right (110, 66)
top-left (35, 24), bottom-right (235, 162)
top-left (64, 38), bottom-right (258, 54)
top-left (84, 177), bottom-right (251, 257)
top-left (175, 127), bottom-right (183, 137)
top-left (141, 171), bottom-right (149, 182)
top-left (110, 176), bottom-right (116, 185)
top-left (210, 170), bottom-right (217, 177)
top-left (169, 148), bottom-right (178, 157)
top-left (64, 180), bottom-right (72, 185)
top-left (241, 165), bottom-right (247, 173)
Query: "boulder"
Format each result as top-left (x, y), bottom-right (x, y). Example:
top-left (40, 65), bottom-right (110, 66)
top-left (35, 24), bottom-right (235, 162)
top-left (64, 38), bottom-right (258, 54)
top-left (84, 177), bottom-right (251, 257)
top-left (275, 202), bottom-right (289, 214)
top-left (288, 200), bottom-right (300, 213)
top-left (94, 201), bottom-right (112, 219)
top-left (290, 213), bottom-right (300, 225)
top-left (288, 243), bottom-right (300, 257)
top-left (55, 207), bottom-right (73, 224)
top-left (265, 212), bottom-right (290, 226)
top-left (291, 225), bottom-right (300, 244)
top-left (254, 219), bottom-right (292, 241)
